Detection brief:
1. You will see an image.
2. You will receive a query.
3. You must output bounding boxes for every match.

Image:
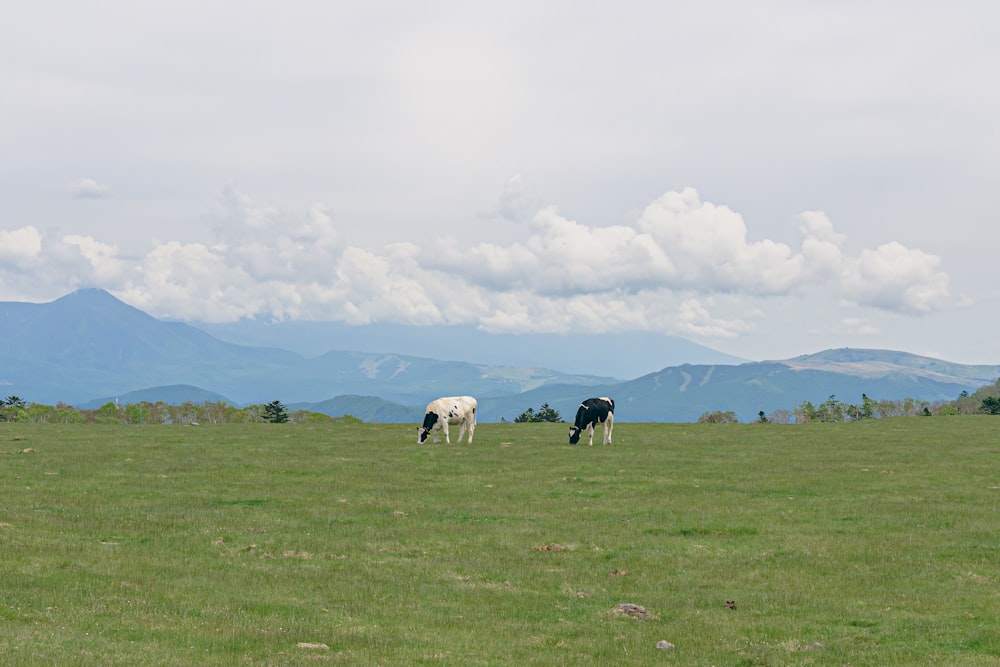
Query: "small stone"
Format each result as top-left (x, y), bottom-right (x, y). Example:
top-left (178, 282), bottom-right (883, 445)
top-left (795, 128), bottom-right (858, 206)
top-left (656, 640), bottom-right (675, 651)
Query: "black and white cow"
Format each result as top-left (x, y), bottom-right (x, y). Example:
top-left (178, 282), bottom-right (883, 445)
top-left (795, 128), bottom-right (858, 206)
top-left (568, 397), bottom-right (614, 445)
top-left (418, 396), bottom-right (478, 444)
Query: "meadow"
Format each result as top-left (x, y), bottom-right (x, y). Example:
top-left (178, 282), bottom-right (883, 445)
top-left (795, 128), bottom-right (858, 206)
top-left (1, 418), bottom-right (998, 666)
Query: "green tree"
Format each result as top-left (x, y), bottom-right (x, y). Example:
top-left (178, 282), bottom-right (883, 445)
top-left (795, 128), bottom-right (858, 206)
top-left (982, 396), bottom-right (1000, 415)
top-left (794, 401), bottom-right (817, 423)
top-left (93, 402), bottom-right (122, 424)
top-left (123, 402), bottom-right (148, 424)
top-left (817, 395), bottom-right (846, 422)
top-left (0, 396), bottom-right (28, 422)
top-left (860, 393), bottom-right (877, 419)
top-left (514, 402), bottom-right (562, 423)
top-left (263, 400), bottom-right (289, 423)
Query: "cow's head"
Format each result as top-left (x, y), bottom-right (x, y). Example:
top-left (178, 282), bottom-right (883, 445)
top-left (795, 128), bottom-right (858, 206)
top-left (568, 426), bottom-right (582, 445)
top-left (418, 411), bottom-right (439, 443)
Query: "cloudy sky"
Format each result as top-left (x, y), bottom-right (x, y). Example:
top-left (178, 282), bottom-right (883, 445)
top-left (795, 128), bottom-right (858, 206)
top-left (2, 1), bottom-right (998, 364)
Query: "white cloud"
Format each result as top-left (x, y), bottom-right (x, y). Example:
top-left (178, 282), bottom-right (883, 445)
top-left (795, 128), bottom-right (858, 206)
top-left (126, 241), bottom-right (251, 321)
top-left (841, 242), bottom-right (949, 314)
top-left (798, 211), bottom-right (846, 280)
top-left (70, 178), bottom-right (112, 199)
top-left (327, 246), bottom-right (442, 325)
top-left (0, 226), bottom-right (43, 265)
top-left (637, 188), bottom-right (805, 294)
top-left (477, 290), bottom-right (651, 335)
top-left (418, 186), bottom-right (951, 336)
top-left (427, 205), bottom-right (676, 295)
top-left (675, 298), bottom-right (754, 339)
top-left (61, 235), bottom-right (126, 283)
top-left (0, 186), bottom-right (954, 345)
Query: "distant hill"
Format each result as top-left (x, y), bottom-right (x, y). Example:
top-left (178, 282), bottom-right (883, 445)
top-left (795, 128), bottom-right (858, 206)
top-left (777, 348), bottom-right (996, 384)
top-left (291, 395), bottom-right (424, 423)
top-left (192, 319), bottom-right (747, 379)
top-left (80, 385), bottom-right (235, 410)
top-left (477, 351), bottom-right (999, 422)
top-left (0, 289), bottom-right (614, 407)
top-left (283, 349), bottom-right (999, 423)
top-left (1, 289), bottom-right (303, 404)
top-left (3, 290), bottom-right (996, 422)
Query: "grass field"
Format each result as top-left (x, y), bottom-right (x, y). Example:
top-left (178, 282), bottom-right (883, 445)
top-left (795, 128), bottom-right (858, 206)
top-left (1, 418), bottom-right (998, 665)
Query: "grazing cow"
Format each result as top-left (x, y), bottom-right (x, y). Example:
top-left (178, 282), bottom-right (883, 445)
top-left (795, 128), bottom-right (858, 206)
top-left (418, 396), bottom-right (477, 444)
top-left (569, 397), bottom-right (614, 446)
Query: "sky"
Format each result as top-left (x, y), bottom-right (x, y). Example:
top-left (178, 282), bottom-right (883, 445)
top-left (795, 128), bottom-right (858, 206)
top-left (2, 1), bottom-right (998, 365)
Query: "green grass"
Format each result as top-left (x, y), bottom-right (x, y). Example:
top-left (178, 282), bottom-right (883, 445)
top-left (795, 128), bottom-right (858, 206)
top-left (1, 418), bottom-right (998, 665)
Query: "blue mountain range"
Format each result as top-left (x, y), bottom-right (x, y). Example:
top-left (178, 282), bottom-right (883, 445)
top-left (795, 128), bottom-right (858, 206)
top-left (2, 289), bottom-right (996, 422)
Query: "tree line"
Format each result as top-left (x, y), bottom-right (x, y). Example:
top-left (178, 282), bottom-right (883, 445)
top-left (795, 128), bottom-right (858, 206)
top-left (0, 397), bottom-right (347, 425)
top-left (2, 377), bottom-right (999, 425)
top-left (698, 378), bottom-right (1000, 424)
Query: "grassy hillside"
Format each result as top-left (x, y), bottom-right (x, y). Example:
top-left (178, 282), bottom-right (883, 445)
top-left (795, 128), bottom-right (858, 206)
top-left (1, 419), bottom-right (998, 665)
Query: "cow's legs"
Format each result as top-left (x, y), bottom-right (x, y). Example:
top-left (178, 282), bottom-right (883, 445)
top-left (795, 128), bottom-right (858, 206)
top-left (442, 421), bottom-right (450, 443)
top-left (467, 419), bottom-right (475, 444)
top-left (587, 424), bottom-right (595, 446)
top-left (603, 415), bottom-right (614, 445)
top-left (457, 420), bottom-right (467, 444)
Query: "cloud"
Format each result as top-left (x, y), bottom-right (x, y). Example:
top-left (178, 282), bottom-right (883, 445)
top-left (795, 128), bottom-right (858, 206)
top-left (841, 242), bottom-right (949, 314)
top-left (61, 235), bottom-right (127, 283)
top-left (124, 241), bottom-right (264, 322)
top-left (69, 178), bottom-right (112, 199)
top-left (0, 229), bottom-right (129, 299)
top-left (637, 188), bottom-right (805, 294)
top-left (494, 174), bottom-right (542, 223)
top-left (797, 211), bottom-right (846, 280)
top-left (422, 186), bottom-right (950, 325)
top-left (427, 205), bottom-right (676, 296)
top-left (675, 298), bottom-right (755, 338)
top-left (0, 226), bottom-right (43, 265)
top-left (0, 185), bottom-right (952, 340)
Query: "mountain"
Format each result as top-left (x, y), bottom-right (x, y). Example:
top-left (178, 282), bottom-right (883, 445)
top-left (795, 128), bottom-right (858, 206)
top-left (778, 348), bottom-right (996, 384)
top-left (1, 289), bottom-right (304, 404)
top-left (291, 395), bottom-right (424, 423)
top-left (472, 350), bottom-right (999, 423)
top-left (80, 385), bottom-right (236, 409)
top-left (191, 319), bottom-right (747, 379)
top-left (3, 290), bottom-right (996, 422)
top-left (0, 289), bottom-right (613, 407)
top-left (289, 348), bottom-right (999, 423)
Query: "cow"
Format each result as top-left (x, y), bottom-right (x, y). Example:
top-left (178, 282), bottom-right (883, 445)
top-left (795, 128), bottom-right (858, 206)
top-left (569, 397), bottom-right (614, 445)
top-left (418, 396), bottom-right (478, 444)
